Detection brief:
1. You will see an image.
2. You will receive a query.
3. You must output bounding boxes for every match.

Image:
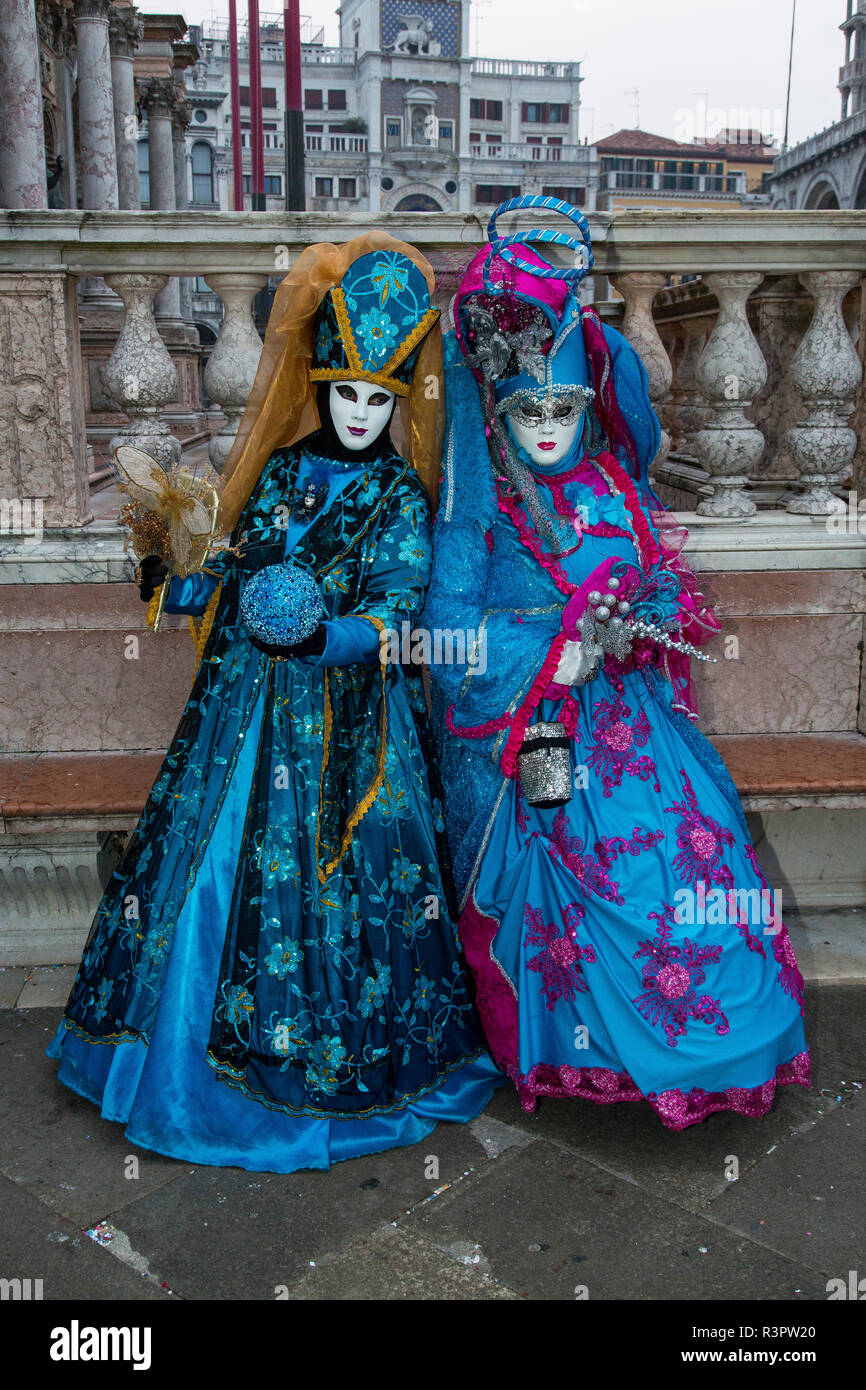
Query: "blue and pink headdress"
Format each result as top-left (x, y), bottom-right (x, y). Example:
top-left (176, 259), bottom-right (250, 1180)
top-left (444, 196), bottom-right (661, 551)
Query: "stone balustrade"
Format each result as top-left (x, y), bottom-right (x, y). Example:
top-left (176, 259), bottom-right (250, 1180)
top-left (1, 207), bottom-right (865, 524)
top-left (1, 207), bottom-right (866, 962)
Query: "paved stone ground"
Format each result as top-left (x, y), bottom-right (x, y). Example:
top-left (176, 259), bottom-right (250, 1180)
top-left (0, 982), bottom-right (863, 1302)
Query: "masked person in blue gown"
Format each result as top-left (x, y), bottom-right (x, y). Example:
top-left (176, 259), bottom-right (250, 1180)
top-left (47, 235), bottom-right (503, 1171)
top-left (423, 198), bottom-right (809, 1130)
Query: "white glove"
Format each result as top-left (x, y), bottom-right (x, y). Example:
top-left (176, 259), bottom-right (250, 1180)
top-left (553, 634), bottom-right (603, 687)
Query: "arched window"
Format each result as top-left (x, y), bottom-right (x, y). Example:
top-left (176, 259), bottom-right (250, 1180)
top-left (192, 141), bottom-right (214, 204)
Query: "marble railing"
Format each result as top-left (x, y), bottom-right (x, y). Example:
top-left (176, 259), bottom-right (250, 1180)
top-left (1, 207), bottom-right (866, 530)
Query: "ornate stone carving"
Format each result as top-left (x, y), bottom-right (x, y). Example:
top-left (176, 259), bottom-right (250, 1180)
top-left (0, 272), bottom-right (91, 528)
top-left (693, 272), bottom-right (767, 518)
top-left (102, 273), bottom-right (181, 469)
top-left (787, 271), bottom-right (863, 515)
top-left (108, 5), bottom-right (143, 58)
top-left (203, 274), bottom-right (269, 472)
top-left (138, 75), bottom-right (177, 123)
top-left (610, 272), bottom-right (672, 469)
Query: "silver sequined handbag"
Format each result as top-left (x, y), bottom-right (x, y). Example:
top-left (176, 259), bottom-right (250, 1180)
top-left (517, 721), bottom-right (572, 809)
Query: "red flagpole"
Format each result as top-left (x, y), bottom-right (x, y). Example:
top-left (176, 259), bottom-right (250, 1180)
top-left (248, 0), bottom-right (265, 208)
top-left (228, 0), bottom-right (244, 209)
top-left (283, 0), bottom-right (305, 208)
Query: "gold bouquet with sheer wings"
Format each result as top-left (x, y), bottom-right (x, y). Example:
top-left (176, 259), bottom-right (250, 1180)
top-left (111, 445), bottom-right (220, 632)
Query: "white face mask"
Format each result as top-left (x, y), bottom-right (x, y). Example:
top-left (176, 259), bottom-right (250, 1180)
top-left (329, 380), bottom-right (395, 451)
top-left (505, 400), bottom-right (584, 466)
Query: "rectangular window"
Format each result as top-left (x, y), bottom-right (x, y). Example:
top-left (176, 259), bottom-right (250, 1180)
top-left (315, 176), bottom-right (333, 197)
top-left (305, 89), bottom-right (323, 110)
top-left (239, 86), bottom-right (278, 108)
top-left (471, 98), bottom-right (503, 121)
top-left (328, 89), bottom-right (347, 110)
top-left (386, 118), bottom-right (402, 146)
top-left (522, 102), bottom-right (543, 123)
top-left (542, 184), bottom-right (587, 203)
top-left (474, 182), bottom-right (521, 203)
top-left (547, 103), bottom-right (567, 123)
top-left (338, 177), bottom-right (357, 198)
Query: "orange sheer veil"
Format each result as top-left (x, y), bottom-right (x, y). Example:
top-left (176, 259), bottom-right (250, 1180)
top-left (215, 232), bottom-right (444, 538)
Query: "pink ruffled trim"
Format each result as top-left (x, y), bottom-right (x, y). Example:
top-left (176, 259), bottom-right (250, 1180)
top-left (496, 491), bottom-right (578, 597)
top-left (507, 1053), bottom-right (811, 1131)
top-left (458, 893), bottom-right (811, 1133)
top-left (594, 450), bottom-right (660, 570)
top-left (501, 630), bottom-right (570, 777)
top-left (446, 704), bottom-right (511, 741)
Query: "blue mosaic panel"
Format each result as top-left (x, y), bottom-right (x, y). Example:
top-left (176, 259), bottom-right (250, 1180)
top-left (380, 1), bottom-right (461, 60)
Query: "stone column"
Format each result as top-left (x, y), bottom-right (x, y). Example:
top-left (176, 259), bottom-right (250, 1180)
top-left (172, 102), bottom-right (194, 325)
top-left (140, 77), bottom-right (182, 326)
top-left (0, 0), bottom-right (47, 209)
top-left (203, 273), bottom-right (268, 472)
top-left (73, 0), bottom-right (119, 210)
top-left (693, 272), bottom-right (766, 518)
top-left (109, 5), bottom-right (143, 211)
top-left (610, 271), bottom-right (672, 469)
top-left (787, 271), bottom-right (863, 515)
top-left (101, 273), bottom-right (181, 470)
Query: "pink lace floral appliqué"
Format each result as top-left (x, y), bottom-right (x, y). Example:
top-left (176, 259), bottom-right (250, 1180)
top-left (524, 901), bottom-right (596, 1012)
top-left (664, 768), bottom-right (735, 890)
top-left (458, 894), bottom-right (810, 1131)
top-left (546, 807), bottom-right (663, 905)
top-left (585, 696), bottom-right (660, 798)
top-left (632, 903), bottom-right (729, 1048)
top-left (745, 843), bottom-right (805, 1013)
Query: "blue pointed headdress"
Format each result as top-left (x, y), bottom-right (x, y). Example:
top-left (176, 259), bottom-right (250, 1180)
top-left (310, 249), bottom-right (440, 397)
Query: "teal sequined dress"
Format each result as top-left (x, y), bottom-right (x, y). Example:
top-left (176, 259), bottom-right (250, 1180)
top-left (46, 436), bottom-right (502, 1171)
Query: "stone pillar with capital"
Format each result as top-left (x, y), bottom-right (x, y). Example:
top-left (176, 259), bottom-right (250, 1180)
top-left (172, 102), bottom-right (195, 325)
top-left (0, 0), bottom-right (48, 209)
top-left (73, 0), bottom-right (119, 211)
top-left (140, 77), bottom-right (182, 326)
top-left (109, 5), bottom-right (143, 211)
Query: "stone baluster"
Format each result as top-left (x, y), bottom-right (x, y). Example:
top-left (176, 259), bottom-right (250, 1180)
top-left (673, 321), bottom-right (711, 453)
top-left (109, 6), bottom-right (143, 211)
top-left (661, 326), bottom-right (686, 453)
top-left (609, 272), bottom-right (672, 468)
top-left (786, 271), bottom-right (863, 515)
top-left (101, 273), bottom-right (181, 470)
top-left (0, 0), bottom-right (47, 209)
top-left (693, 272), bottom-right (766, 518)
top-left (203, 273), bottom-right (268, 472)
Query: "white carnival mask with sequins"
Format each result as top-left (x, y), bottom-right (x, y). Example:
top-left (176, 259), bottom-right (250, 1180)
top-left (499, 386), bottom-right (593, 465)
top-left (329, 380), bottom-right (395, 450)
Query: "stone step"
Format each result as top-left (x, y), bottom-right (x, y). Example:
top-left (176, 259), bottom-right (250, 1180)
top-left (3, 734), bottom-right (866, 832)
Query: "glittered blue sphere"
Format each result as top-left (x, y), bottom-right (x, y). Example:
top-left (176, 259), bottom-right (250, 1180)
top-left (240, 564), bottom-right (325, 646)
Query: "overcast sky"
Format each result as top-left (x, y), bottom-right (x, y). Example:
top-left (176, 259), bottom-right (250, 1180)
top-left (137, 0), bottom-right (844, 148)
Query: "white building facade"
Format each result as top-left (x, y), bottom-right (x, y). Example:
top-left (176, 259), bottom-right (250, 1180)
top-left (770, 0), bottom-right (866, 209)
top-left (185, 0), bottom-right (596, 217)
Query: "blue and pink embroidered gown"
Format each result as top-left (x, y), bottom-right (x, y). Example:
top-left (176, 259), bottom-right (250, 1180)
top-left (428, 446), bottom-right (809, 1130)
